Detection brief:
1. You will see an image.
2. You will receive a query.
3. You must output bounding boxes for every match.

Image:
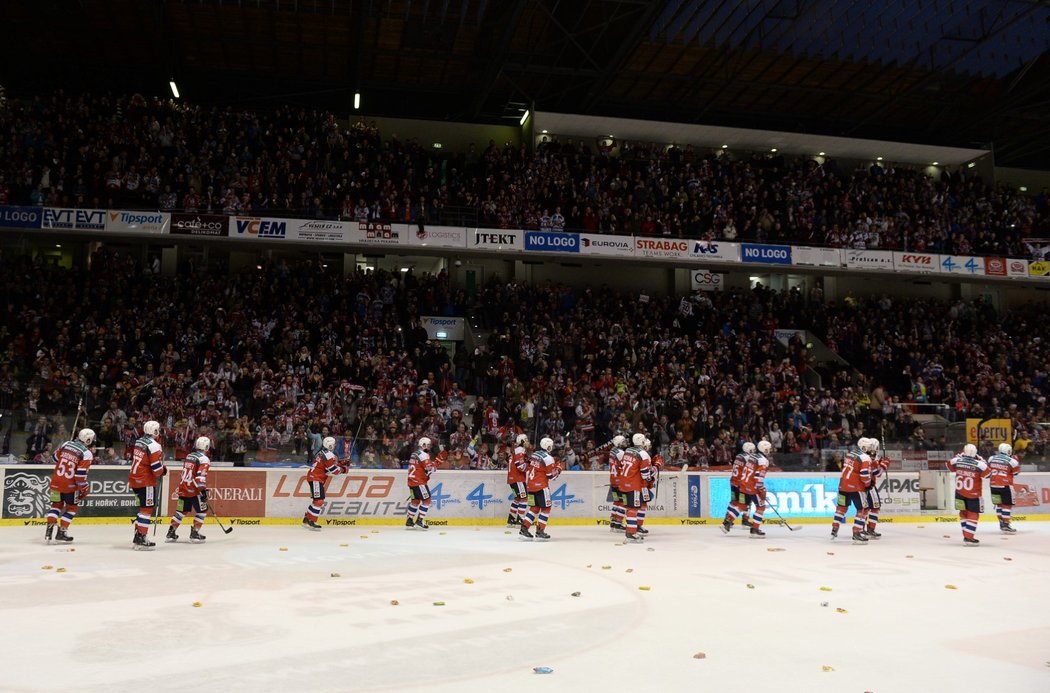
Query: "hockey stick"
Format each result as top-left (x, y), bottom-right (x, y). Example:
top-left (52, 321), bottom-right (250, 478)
top-left (764, 497), bottom-right (801, 531)
top-left (206, 498), bottom-right (234, 534)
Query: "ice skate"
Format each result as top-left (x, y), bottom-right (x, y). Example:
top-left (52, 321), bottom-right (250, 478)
top-left (637, 526), bottom-right (649, 535)
top-left (721, 519), bottom-right (732, 534)
top-left (534, 529), bottom-right (551, 541)
top-left (189, 528), bottom-right (206, 543)
top-left (610, 521), bottom-right (625, 532)
top-left (864, 529), bottom-right (882, 539)
top-left (518, 525), bottom-right (534, 540)
top-left (54, 528), bottom-right (73, 543)
top-left (963, 536), bottom-right (980, 545)
top-left (132, 533), bottom-right (156, 551)
top-left (830, 527), bottom-right (838, 539)
top-left (851, 531), bottom-right (869, 543)
top-left (44, 523), bottom-right (54, 543)
top-left (741, 517), bottom-right (752, 528)
top-left (165, 527), bottom-right (178, 543)
top-left (302, 518), bottom-right (321, 531)
top-left (414, 518), bottom-right (429, 530)
top-left (749, 527), bottom-right (766, 538)
top-left (624, 532), bottom-right (644, 543)
top-left (405, 516), bottom-right (416, 529)
top-left (1000, 522), bottom-right (1016, 534)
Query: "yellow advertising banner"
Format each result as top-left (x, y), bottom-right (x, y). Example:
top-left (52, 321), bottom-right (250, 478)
top-left (966, 418), bottom-right (1012, 445)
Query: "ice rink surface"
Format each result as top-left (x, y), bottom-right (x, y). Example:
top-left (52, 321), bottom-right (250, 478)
top-left (1, 520), bottom-right (1049, 693)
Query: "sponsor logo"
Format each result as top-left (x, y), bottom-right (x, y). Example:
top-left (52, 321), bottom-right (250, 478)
top-left (637, 239), bottom-right (687, 252)
top-left (1029, 260), bottom-right (1049, 277)
top-left (900, 254), bottom-right (932, 265)
top-left (171, 214), bottom-right (228, 236)
top-left (272, 474), bottom-right (396, 499)
top-left (1008, 260), bottom-right (1027, 276)
top-left (110, 211), bottom-right (165, 226)
top-left (474, 231), bottom-right (518, 246)
top-left (323, 518), bottom-right (358, 526)
top-left (846, 250), bottom-right (893, 268)
top-left (361, 222), bottom-right (399, 241)
top-left (235, 218), bottom-right (287, 239)
top-left (423, 317), bottom-right (460, 326)
top-left (581, 237), bottom-right (630, 250)
top-left (691, 270), bottom-right (723, 291)
top-left (691, 241), bottom-right (721, 255)
top-left (741, 243), bottom-right (792, 264)
top-left (414, 228), bottom-right (461, 241)
top-left (231, 519), bottom-right (262, 525)
top-left (984, 257), bottom-right (1007, 276)
top-left (678, 519), bottom-right (709, 525)
top-left (43, 208), bottom-right (106, 230)
top-left (0, 206), bottom-right (43, 228)
top-left (3, 472), bottom-right (50, 518)
top-left (524, 231), bottom-right (580, 252)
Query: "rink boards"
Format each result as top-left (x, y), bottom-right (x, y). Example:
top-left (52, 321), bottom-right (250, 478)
top-left (3, 466), bottom-right (1050, 526)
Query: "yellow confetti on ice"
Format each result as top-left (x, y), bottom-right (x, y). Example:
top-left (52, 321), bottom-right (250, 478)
top-left (822, 665), bottom-right (835, 672)
top-left (330, 572), bottom-right (341, 578)
top-left (463, 578), bottom-right (474, 584)
top-left (433, 601), bottom-right (446, 606)
top-left (390, 600), bottom-right (400, 606)
top-left (56, 568), bottom-right (67, 573)
top-left (945, 584), bottom-right (958, 590)
top-left (625, 568), bottom-right (634, 573)
top-left (836, 608), bottom-right (848, 614)
top-left (693, 652), bottom-right (707, 659)
top-left (339, 543), bottom-right (349, 547)
top-left (503, 568), bottom-right (513, 573)
top-left (279, 547), bottom-right (288, 551)
top-left (192, 602), bottom-right (203, 607)
top-left (820, 586), bottom-right (833, 592)
top-left (41, 565), bottom-right (53, 570)
top-left (638, 586), bottom-right (651, 591)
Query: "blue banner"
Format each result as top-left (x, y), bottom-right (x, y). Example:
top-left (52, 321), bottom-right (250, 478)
top-left (0, 205), bottom-right (43, 229)
top-left (524, 231), bottom-right (580, 253)
top-left (741, 243), bottom-right (792, 265)
top-left (708, 476), bottom-right (840, 518)
top-left (688, 474), bottom-right (703, 517)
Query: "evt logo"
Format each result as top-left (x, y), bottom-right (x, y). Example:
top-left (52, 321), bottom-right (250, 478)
top-left (428, 482), bottom-right (462, 511)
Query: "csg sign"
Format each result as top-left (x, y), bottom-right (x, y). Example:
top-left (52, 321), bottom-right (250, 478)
top-left (741, 243), bottom-right (791, 265)
top-left (524, 231), bottom-right (580, 253)
top-left (690, 269), bottom-right (724, 291)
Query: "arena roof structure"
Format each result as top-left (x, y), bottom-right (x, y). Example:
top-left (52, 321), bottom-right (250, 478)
top-left (3, 0), bottom-right (1049, 168)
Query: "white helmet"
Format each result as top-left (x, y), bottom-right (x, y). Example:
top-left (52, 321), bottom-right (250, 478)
top-left (998, 443), bottom-right (1012, 456)
top-left (419, 437), bottom-right (432, 451)
top-left (612, 435), bottom-right (627, 448)
top-left (143, 420), bottom-right (161, 437)
top-left (742, 442), bottom-right (756, 454)
top-left (869, 438), bottom-right (880, 453)
top-left (195, 436), bottom-right (211, 452)
top-left (540, 437), bottom-right (554, 452)
top-left (78, 428), bottom-right (96, 446)
top-left (757, 440), bottom-right (772, 455)
top-left (632, 433), bottom-right (646, 447)
top-left (642, 437), bottom-right (652, 451)
top-left (516, 433), bottom-right (529, 446)
top-left (856, 437), bottom-right (869, 450)
top-left (962, 443), bottom-right (978, 457)
top-left (323, 436), bottom-right (336, 451)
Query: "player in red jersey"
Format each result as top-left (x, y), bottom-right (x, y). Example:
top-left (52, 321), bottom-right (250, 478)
top-left (721, 440), bottom-right (771, 538)
top-left (405, 437), bottom-right (435, 530)
top-left (863, 438), bottom-right (889, 538)
top-left (988, 443), bottom-right (1021, 533)
top-left (506, 433), bottom-right (530, 527)
top-left (946, 443), bottom-right (991, 545)
top-left (519, 437), bottom-right (560, 541)
top-left (620, 433), bottom-right (654, 543)
top-left (728, 441), bottom-right (756, 528)
top-left (45, 428), bottom-right (96, 544)
top-left (128, 420), bottom-right (166, 550)
top-left (302, 436), bottom-right (346, 531)
top-left (831, 438), bottom-right (874, 542)
top-left (166, 436), bottom-right (212, 544)
top-left (607, 435), bottom-right (628, 532)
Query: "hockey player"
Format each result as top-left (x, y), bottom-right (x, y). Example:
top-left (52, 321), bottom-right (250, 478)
top-left (729, 442), bottom-right (757, 528)
top-left (507, 433), bottom-right (530, 527)
top-left (863, 438), bottom-right (888, 538)
top-left (721, 440), bottom-right (770, 537)
top-left (519, 436), bottom-right (560, 541)
top-left (608, 435), bottom-right (627, 531)
top-left (302, 436), bottom-right (346, 531)
top-left (128, 420), bottom-right (166, 550)
top-left (45, 428), bottom-right (96, 544)
top-left (635, 437), bottom-right (660, 537)
top-left (406, 437), bottom-right (435, 530)
top-left (619, 433), bottom-right (654, 543)
top-left (166, 436), bottom-right (212, 544)
top-left (988, 443), bottom-right (1021, 533)
top-left (946, 443), bottom-right (991, 545)
top-left (831, 437), bottom-right (873, 542)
